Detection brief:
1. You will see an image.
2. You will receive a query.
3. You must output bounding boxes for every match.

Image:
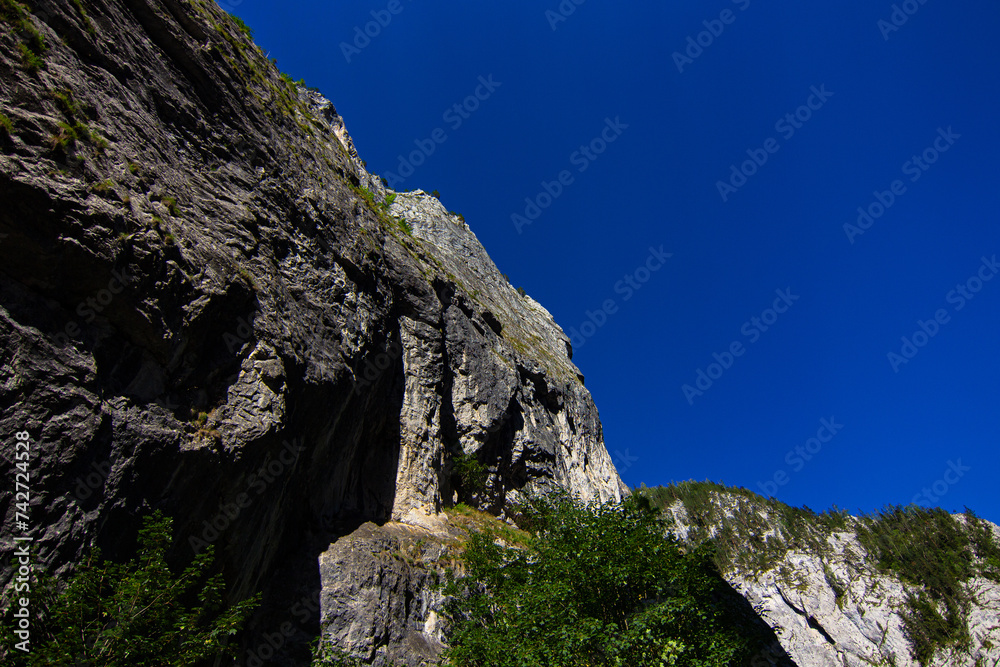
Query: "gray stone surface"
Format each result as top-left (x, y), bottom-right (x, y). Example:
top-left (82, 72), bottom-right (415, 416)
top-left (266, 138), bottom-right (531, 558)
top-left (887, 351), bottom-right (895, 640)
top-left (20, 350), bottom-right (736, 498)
top-left (0, 1), bottom-right (624, 663)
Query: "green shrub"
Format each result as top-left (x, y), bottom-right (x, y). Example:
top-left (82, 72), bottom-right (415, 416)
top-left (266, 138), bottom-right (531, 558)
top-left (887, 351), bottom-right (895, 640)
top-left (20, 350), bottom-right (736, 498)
top-left (901, 592), bottom-right (969, 666)
top-left (442, 492), bottom-right (770, 667)
top-left (49, 121), bottom-right (79, 152)
top-left (0, 112), bottom-right (12, 136)
top-left (855, 506), bottom-right (984, 664)
top-left (637, 481), bottom-right (849, 574)
top-left (397, 218), bottom-right (413, 235)
top-left (451, 450), bottom-right (488, 495)
top-left (52, 89), bottom-right (85, 119)
top-left (356, 185), bottom-right (377, 209)
top-left (229, 13), bottom-right (253, 39)
top-left (90, 179), bottom-right (114, 195)
top-left (0, 512), bottom-right (259, 666)
top-left (69, 0), bottom-right (95, 36)
top-left (3, 0), bottom-right (47, 72)
top-left (162, 195), bottom-right (180, 216)
top-left (48, 90), bottom-right (106, 154)
top-left (17, 42), bottom-right (43, 72)
top-left (966, 508), bottom-right (1000, 582)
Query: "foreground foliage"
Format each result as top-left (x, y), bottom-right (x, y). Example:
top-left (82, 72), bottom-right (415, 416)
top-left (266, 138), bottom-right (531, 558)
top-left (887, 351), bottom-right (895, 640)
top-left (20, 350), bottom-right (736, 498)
top-left (0, 512), bottom-right (259, 666)
top-left (442, 492), bottom-right (772, 666)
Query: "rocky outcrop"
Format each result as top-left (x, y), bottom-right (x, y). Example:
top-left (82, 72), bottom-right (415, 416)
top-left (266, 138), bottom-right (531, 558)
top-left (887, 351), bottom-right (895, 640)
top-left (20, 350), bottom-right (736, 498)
top-left (318, 520), bottom-right (452, 667)
top-left (0, 0), bottom-right (623, 663)
top-left (317, 508), bottom-right (508, 667)
top-left (664, 493), bottom-right (1000, 667)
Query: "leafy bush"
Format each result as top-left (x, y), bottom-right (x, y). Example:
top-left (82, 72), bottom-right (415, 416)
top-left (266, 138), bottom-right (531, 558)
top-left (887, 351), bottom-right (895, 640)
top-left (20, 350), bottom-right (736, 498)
top-left (442, 492), bottom-right (768, 666)
top-left (0, 512), bottom-right (259, 666)
top-left (451, 450), bottom-right (488, 495)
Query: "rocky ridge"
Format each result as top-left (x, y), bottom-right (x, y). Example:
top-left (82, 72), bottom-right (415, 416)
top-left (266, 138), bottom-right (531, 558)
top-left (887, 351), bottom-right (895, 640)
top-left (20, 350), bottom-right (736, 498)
top-left (660, 487), bottom-right (1000, 667)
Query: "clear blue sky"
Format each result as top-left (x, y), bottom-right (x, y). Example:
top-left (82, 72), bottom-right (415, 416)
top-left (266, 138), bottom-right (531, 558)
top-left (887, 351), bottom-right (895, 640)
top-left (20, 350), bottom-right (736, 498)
top-left (220, 0), bottom-right (1000, 522)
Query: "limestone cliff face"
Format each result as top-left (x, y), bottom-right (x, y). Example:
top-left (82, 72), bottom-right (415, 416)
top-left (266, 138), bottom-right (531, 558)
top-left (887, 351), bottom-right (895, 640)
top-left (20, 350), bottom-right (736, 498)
top-left (0, 0), bottom-right (623, 663)
top-left (664, 493), bottom-right (1000, 667)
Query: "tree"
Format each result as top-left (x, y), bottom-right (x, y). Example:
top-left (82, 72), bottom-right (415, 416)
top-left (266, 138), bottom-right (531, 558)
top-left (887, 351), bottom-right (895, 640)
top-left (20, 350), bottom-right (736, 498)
top-left (442, 492), bottom-right (766, 666)
top-left (1, 511), bottom-right (259, 666)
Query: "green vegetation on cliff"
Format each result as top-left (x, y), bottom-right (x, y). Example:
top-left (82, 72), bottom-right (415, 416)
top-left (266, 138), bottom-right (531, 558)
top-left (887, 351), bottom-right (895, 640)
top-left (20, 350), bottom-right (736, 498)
top-left (639, 481), bottom-right (1000, 666)
top-left (0, 512), bottom-right (258, 666)
top-left (441, 491), bottom-right (777, 667)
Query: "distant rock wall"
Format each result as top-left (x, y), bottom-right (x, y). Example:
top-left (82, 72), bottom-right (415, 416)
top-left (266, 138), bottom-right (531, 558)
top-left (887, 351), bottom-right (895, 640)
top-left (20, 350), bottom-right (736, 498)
top-left (665, 496), bottom-right (1000, 667)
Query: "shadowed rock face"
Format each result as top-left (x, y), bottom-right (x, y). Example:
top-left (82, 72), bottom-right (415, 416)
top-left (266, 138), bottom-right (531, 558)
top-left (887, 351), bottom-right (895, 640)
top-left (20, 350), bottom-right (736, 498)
top-left (0, 0), bottom-right (624, 663)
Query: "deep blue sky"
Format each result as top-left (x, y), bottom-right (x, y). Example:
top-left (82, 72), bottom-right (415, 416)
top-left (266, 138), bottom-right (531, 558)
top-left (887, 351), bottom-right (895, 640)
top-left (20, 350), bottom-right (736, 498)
top-left (220, 0), bottom-right (1000, 522)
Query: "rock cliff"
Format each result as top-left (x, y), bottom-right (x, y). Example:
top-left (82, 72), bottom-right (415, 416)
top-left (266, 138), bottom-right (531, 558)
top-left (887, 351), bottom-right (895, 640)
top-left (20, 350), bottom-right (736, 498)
top-left (656, 485), bottom-right (1000, 667)
top-left (0, 0), bottom-right (623, 663)
top-left (2, 2), bottom-right (996, 667)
